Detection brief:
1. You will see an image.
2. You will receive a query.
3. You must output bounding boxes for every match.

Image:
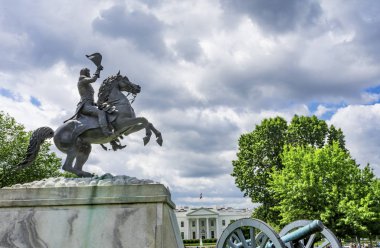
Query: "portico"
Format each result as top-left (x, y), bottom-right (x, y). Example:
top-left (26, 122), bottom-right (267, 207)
top-left (176, 207), bottom-right (252, 240)
top-left (187, 216), bottom-right (218, 239)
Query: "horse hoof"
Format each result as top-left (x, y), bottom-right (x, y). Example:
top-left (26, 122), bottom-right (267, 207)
top-left (81, 173), bottom-right (93, 178)
top-left (156, 137), bottom-right (163, 146)
top-left (143, 137), bottom-right (150, 146)
top-left (78, 171), bottom-right (93, 178)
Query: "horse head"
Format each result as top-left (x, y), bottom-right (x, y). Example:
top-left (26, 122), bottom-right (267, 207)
top-left (98, 72), bottom-right (141, 106)
top-left (117, 74), bottom-right (141, 95)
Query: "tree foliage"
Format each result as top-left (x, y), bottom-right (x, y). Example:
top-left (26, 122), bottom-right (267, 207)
top-left (270, 143), bottom-right (379, 237)
top-left (337, 167), bottom-right (380, 237)
top-left (287, 115), bottom-right (328, 148)
top-left (0, 112), bottom-right (62, 187)
top-left (232, 114), bottom-right (380, 238)
top-left (232, 117), bottom-right (287, 222)
top-left (232, 115), bottom-right (346, 225)
top-left (368, 178), bottom-right (380, 235)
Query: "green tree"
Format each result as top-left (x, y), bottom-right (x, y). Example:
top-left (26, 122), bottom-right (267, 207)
top-left (287, 115), bottom-right (328, 148)
top-left (327, 125), bottom-right (346, 150)
top-left (270, 143), bottom-right (379, 238)
top-left (232, 117), bottom-right (287, 223)
top-left (0, 112), bottom-right (62, 187)
top-left (232, 115), bottom-right (347, 225)
top-left (368, 178), bottom-right (380, 236)
top-left (338, 167), bottom-right (380, 240)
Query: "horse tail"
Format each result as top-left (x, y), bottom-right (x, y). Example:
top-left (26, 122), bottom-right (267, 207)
top-left (17, 127), bottom-right (55, 169)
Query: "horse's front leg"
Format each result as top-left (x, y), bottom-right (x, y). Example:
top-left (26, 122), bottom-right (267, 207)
top-left (129, 118), bottom-right (163, 146)
top-left (143, 123), bottom-right (153, 145)
top-left (148, 123), bottom-right (163, 146)
top-left (119, 117), bottom-right (152, 145)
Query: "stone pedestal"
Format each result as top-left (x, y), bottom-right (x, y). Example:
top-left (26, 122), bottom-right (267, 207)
top-left (0, 177), bottom-right (184, 248)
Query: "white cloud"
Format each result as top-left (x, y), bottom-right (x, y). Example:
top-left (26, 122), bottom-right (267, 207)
top-left (361, 91), bottom-right (380, 104)
top-left (314, 105), bottom-right (332, 117)
top-left (0, 62), bottom-right (79, 129)
top-left (330, 104), bottom-right (380, 175)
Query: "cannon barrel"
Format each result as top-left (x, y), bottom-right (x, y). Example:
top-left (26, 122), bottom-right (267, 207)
top-left (281, 220), bottom-right (324, 243)
top-left (217, 219), bottom-right (340, 248)
top-left (235, 220), bottom-right (325, 248)
top-left (263, 220), bottom-right (324, 248)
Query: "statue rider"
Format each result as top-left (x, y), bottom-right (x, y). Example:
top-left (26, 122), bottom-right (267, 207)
top-left (66, 66), bottom-right (113, 136)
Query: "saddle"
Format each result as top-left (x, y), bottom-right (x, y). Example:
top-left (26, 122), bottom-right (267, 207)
top-left (65, 111), bottom-right (118, 141)
top-left (64, 101), bottom-right (118, 138)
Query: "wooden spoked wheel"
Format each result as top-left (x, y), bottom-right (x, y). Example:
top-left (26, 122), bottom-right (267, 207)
top-left (217, 218), bottom-right (286, 248)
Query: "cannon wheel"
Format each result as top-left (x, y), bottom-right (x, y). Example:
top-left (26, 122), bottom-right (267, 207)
top-left (217, 218), bottom-right (286, 248)
top-left (279, 220), bottom-right (342, 248)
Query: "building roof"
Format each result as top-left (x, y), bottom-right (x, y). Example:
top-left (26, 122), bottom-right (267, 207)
top-left (175, 206), bottom-right (252, 217)
top-left (186, 207), bottom-right (219, 216)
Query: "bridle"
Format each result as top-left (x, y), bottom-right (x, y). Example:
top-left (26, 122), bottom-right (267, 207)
top-left (126, 93), bottom-right (137, 104)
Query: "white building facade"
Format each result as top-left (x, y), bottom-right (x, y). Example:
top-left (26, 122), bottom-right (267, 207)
top-left (175, 207), bottom-right (252, 240)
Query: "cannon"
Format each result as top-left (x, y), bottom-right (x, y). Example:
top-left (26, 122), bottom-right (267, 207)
top-left (216, 218), bottom-right (342, 248)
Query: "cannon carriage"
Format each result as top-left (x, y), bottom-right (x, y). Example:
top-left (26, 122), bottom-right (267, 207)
top-left (216, 218), bottom-right (342, 248)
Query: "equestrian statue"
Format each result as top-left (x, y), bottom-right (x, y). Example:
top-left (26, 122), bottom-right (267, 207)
top-left (18, 53), bottom-right (163, 177)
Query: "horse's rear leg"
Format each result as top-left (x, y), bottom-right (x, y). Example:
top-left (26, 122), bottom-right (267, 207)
top-left (62, 149), bottom-right (76, 174)
top-left (73, 142), bottom-right (92, 177)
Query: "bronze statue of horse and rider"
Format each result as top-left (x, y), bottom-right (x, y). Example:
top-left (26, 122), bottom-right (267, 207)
top-left (18, 53), bottom-right (163, 177)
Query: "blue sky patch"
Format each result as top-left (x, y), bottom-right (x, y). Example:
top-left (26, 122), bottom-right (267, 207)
top-left (0, 87), bottom-right (17, 100)
top-left (365, 85), bottom-right (380, 94)
top-left (30, 96), bottom-right (42, 107)
top-left (0, 87), bottom-right (22, 101)
top-left (307, 101), bottom-right (347, 120)
top-left (364, 85), bottom-right (380, 104)
top-left (1, 87), bottom-right (42, 107)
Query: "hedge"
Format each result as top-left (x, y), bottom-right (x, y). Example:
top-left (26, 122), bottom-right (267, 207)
top-left (183, 238), bottom-right (217, 244)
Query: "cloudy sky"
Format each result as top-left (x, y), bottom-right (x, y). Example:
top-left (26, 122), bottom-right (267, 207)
top-left (1, 0), bottom-right (380, 209)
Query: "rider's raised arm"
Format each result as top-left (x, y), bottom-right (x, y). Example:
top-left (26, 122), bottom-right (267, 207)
top-left (79, 67), bottom-right (102, 85)
top-left (79, 74), bottom-right (98, 85)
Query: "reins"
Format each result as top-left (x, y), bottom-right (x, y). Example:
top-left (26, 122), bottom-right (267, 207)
top-left (127, 93), bottom-right (137, 104)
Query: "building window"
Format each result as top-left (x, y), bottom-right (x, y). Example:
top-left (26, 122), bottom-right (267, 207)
top-left (192, 232), bottom-right (196, 239)
top-left (181, 221), bottom-right (184, 227)
top-left (181, 232), bottom-right (184, 239)
top-left (222, 220), bottom-right (225, 226)
top-left (192, 221), bottom-right (195, 227)
top-left (210, 220), bottom-right (214, 226)
top-left (211, 231), bottom-right (215, 239)
top-left (201, 220), bottom-right (205, 226)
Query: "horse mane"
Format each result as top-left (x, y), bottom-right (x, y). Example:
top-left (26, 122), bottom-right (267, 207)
top-left (97, 74), bottom-right (120, 106)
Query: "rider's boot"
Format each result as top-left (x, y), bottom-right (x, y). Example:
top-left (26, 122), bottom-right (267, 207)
top-left (101, 125), bottom-right (113, 136)
top-left (98, 111), bottom-right (113, 136)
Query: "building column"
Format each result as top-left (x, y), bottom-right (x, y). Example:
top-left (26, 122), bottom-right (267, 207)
top-left (216, 217), bottom-right (219, 239)
top-left (196, 218), bottom-right (200, 239)
top-left (206, 217), bottom-right (209, 239)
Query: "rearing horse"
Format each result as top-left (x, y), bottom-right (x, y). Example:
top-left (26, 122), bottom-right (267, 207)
top-left (18, 72), bottom-right (163, 177)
